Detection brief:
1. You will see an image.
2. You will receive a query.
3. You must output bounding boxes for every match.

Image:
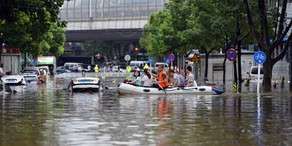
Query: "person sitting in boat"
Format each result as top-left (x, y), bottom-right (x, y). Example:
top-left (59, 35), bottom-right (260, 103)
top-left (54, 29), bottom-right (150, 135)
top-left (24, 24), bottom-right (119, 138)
top-left (153, 65), bottom-right (169, 89)
top-left (141, 68), bottom-right (153, 87)
top-left (168, 69), bottom-right (175, 87)
top-left (185, 66), bottom-right (194, 87)
top-left (127, 68), bottom-right (142, 85)
top-left (174, 69), bottom-right (185, 87)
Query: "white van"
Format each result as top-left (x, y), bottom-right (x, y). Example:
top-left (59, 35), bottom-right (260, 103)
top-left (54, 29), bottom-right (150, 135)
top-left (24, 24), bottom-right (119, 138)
top-left (249, 66), bottom-right (263, 81)
top-left (129, 61), bottom-right (147, 70)
top-left (64, 62), bottom-right (83, 72)
top-left (155, 62), bottom-right (169, 71)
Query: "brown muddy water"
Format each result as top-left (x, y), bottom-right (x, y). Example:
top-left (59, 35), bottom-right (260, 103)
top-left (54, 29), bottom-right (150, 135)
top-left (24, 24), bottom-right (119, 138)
top-left (0, 78), bottom-right (292, 146)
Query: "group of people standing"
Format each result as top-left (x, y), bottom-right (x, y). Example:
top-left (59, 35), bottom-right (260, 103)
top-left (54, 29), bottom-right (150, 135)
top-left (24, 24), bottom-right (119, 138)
top-left (128, 64), bottom-right (195, 89)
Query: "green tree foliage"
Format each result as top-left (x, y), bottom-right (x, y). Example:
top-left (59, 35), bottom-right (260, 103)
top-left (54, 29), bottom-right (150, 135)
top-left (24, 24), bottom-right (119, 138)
top-left (140, 10), bottom-right (174, 57)
top-left (141, 0), bottom-right (253, 84)
top-left (0, 0), bottom-right (65, 57)
top-left (140, 0), bottom-right (248, 57)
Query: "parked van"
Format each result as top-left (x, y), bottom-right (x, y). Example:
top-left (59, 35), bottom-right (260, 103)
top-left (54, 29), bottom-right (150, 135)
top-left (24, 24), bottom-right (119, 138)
top-left (155, 62), bottom-right (169, 71)
top-left (129, 61), bottom-right (147, 70)
top-left (64, 62), bottom-right (83, 72)
top-left (249, 66), bottom-right (263, 81)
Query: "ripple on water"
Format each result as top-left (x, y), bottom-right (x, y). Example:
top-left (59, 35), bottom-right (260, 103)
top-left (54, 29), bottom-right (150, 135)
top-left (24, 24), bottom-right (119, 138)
top-left (1, 82), bottom-right (292, 146)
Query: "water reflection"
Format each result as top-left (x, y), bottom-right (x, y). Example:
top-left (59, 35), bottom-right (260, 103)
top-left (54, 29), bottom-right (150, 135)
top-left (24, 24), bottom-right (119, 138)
top-left (0, 86), bottom-right (292, 145)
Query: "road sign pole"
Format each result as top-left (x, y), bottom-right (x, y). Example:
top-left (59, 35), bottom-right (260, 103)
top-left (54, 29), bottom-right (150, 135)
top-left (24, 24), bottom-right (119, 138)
top-left (257, 64), bottom-right (260, 97)
top-left (253, 51), bottom-right (266, 97)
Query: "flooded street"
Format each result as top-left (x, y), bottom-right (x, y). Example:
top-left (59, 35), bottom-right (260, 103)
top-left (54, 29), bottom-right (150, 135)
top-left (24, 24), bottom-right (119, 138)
top-left (0, 79), bottom-right (292, 146)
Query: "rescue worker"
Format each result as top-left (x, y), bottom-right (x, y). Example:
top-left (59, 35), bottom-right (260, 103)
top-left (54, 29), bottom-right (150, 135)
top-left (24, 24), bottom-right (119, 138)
top-left (94, 65), bottom-right (99, 73)
top-left (154, 64), bottom-right (169, 89)
top-left (143, 63), bottom-right (149, 70)
top-left (126, 65), bottom-right (132, 73)
top-left (125, 65), bottom-right (132, 81)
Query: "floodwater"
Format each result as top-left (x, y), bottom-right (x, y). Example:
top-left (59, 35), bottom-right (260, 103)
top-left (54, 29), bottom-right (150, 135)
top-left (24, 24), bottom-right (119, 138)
top-left (1, 78), bottom-right (292, 146)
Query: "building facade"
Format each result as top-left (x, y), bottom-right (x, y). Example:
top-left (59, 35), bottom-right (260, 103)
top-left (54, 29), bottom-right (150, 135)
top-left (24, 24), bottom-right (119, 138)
top-left (59, 0), bottom-right (167, 63)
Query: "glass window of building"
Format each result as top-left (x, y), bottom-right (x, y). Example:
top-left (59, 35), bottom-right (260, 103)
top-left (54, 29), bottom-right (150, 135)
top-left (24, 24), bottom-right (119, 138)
top-left (60, 0), bottom-right (166, 21)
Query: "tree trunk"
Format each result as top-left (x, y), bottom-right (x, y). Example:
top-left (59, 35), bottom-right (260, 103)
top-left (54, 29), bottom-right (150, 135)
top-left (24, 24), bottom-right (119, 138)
top-left (223, 57), bottom-right (226, 87)
top-left (223, 38), bottom-right (228, 88)
top-left (233, 60), bottom-right (238, 86)
top-left (263, 57), bottom-right (273, 92)
top-left (237, 39), bottom-right (242, 92)
top-left (290, 59), bottom-right (292, 91)
top-left (24, 52), bottom-right (27, 68)
top-left (204, 52), bottom-right (209, 81)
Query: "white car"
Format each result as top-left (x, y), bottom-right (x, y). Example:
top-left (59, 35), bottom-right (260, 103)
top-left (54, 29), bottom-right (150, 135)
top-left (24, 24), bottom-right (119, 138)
top-left (22, 74), bottom-right (38, 84)
top-left (64, 62), bottom-right (82, 72)
top-left (1, 75), bottom-right (26, 93)
top-left (69, 77), bottom-right (100, 92)
top-left (21, 68), bottom-right (41, 84)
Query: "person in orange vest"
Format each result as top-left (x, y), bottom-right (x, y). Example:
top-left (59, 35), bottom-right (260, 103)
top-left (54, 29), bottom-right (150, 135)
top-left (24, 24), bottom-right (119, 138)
top-left (154, 64), bottom-right (169, 89)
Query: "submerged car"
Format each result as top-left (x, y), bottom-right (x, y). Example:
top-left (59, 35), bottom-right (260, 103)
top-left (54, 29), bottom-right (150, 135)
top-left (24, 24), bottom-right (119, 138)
top-left (56, 66), bottom-right (71, 74)
top-left (1, 75), bottom-right (26, 92)
top-left (22, 74), bottom-right (38, 84)
top-left (21, 67), bottom-right (44, 83)
top-left (69, 77), bottom-right (100, 92)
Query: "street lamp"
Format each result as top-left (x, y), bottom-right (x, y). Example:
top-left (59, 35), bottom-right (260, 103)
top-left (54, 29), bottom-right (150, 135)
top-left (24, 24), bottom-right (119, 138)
top-left (134, 48), bottom-right (139, 60)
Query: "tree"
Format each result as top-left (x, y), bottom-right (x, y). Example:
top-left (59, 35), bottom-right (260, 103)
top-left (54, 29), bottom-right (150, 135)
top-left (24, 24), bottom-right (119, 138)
top-left (0, 0), bottom-right (65, 58)
top-left (141, 0), bottom-right (254, 89)
top-left (44, 22), bottom-right (66, 57)
top-left (140, 10), bottom-right (175, 59)
top-left (243, 0), bottom-right (292, 92)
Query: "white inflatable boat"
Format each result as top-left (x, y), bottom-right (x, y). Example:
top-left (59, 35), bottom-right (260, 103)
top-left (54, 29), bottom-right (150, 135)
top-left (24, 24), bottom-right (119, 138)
top-left (1, 75), bottom-right (26, 93)
top-left (117, 83), bottom-right (224, 95)
top-left (69, 77), bottom-right (100, 92)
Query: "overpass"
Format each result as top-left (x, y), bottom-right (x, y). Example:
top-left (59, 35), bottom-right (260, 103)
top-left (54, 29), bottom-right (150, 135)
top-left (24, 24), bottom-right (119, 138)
top-left (60, 0), bottom-right (166, 42)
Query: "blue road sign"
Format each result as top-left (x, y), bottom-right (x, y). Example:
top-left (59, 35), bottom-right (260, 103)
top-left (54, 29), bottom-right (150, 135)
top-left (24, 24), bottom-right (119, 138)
top-left (227, 49), bottom-right (237, 61)
top-left (253, 51), bottom-right (267, 64)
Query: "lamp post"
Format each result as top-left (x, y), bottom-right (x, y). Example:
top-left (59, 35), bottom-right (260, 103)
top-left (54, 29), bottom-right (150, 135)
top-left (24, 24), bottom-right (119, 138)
top-left (134, 47), bottom-right (139, 60)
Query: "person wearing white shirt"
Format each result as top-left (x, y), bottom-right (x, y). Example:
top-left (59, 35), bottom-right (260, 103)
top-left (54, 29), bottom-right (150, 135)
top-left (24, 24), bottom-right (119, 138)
top-left (141, 68), bottom-right (153, 87)
top-left (0, 64), bottom-right (4, 77)
top-left (185, 66), bottom-right (194, 87)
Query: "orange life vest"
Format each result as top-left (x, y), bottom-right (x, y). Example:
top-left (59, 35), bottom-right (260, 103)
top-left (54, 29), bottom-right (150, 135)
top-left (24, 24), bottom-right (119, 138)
top-left (157, 71), bottom-right (169, 89)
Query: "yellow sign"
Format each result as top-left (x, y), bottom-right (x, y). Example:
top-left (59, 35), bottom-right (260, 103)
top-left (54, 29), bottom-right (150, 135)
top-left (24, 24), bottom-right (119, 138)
top-left (191, 55), bottom-right (200, 62)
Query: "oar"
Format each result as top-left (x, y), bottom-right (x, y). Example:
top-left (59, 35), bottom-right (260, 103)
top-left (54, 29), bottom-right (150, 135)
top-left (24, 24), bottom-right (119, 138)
top-left (104, 86), bottom-right (118, 90)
